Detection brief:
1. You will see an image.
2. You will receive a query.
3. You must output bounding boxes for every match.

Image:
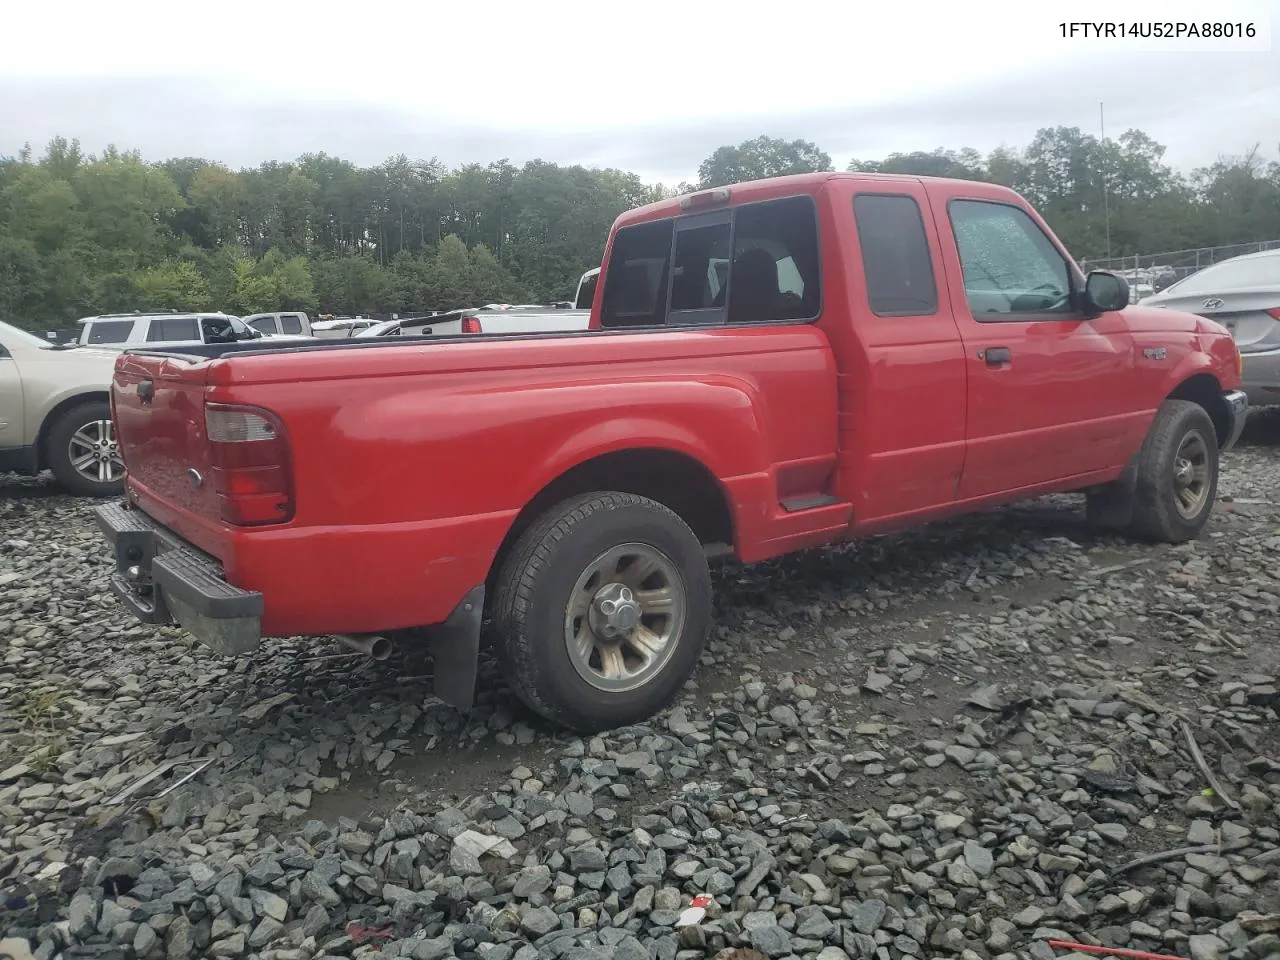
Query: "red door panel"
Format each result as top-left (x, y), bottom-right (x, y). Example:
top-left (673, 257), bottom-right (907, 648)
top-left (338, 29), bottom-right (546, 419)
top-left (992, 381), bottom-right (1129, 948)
top-left (925, 188), bottom-right (1138, 500)
top-left (821, 180), bottom-right (968, 525)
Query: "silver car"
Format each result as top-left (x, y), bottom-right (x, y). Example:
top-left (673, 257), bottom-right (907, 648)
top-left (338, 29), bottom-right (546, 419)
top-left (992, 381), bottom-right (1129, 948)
top-left (1, 320), bottom-right (123, 496)
top-left (1141, 249), bottom-right (1280, 406)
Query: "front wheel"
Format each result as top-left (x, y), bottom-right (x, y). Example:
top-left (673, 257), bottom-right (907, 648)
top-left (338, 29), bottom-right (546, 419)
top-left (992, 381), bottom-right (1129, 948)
top-left (1129, 399), bottom-right (1219, 542)
top-left (491, 492), bottom-right (712, 733)
top-left (45, 400), bottom-right (126, 498)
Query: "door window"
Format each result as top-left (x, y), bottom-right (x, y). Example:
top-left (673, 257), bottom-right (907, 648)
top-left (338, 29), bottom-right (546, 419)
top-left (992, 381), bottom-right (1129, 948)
top-left (948, 200), bottom-right (1073, 319)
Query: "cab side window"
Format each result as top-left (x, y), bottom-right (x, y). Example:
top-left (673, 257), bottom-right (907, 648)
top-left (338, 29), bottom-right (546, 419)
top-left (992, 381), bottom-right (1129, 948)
top-left (853, 194), bottom-right (938, 316)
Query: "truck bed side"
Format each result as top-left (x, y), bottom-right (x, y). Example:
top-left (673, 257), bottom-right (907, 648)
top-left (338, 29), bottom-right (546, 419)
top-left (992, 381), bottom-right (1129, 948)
top-left (113, 326), bottom-right (839, 637)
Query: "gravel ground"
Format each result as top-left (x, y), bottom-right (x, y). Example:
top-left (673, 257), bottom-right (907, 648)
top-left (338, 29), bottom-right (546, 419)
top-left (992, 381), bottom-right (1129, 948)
top-left (2, 413), bottom-right (1279, 960)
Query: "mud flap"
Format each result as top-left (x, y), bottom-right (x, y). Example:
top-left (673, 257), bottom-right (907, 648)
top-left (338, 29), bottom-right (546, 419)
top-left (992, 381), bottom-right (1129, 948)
top-left (423, 585), bottom-right (485, 710)
top-left (1086, 457), bottom-right (1139, 529)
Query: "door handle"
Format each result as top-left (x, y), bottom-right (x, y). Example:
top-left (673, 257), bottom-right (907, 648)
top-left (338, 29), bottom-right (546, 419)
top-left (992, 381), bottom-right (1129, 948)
top-left (981, 346), bottom-right (1011, 366)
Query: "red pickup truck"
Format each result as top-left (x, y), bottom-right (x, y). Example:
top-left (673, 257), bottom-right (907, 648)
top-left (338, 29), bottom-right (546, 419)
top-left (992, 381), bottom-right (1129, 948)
top-left (94, 172), bottom-right (1247, 732)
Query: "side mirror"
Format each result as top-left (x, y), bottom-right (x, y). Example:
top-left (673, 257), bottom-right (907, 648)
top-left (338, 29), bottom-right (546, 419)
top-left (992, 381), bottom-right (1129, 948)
top-left (1083, 271), bottom-right (1129, 314)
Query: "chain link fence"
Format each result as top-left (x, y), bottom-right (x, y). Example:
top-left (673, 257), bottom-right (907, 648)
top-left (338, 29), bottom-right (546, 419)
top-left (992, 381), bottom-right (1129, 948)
top-left (1080, 239), bottom-right (1280, 300)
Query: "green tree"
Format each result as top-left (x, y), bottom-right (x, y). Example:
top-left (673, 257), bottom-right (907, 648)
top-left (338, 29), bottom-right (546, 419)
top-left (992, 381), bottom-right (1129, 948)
top-left (469, 243), bottom-right (525, 304)
top-left (133, 259), bottom-right (212, 311)
top-left (426, 235), bottom-right (475, 308)
top-left (697, 136), bottom-right (833, 188)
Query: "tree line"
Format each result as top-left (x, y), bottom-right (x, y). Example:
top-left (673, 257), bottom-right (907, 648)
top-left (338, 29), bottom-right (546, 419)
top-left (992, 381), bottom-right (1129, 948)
top-left (1, 128), bottom-right (1277, 332)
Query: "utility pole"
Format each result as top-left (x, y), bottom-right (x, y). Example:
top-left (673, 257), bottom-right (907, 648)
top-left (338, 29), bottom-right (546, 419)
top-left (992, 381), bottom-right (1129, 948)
top-left (1100, 101), bottom-right (1112, 260)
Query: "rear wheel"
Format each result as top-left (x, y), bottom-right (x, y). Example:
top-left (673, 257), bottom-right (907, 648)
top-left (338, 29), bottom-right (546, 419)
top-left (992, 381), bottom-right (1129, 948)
top-left (45, 401), bottom-right (125, 498)
top-left (1129, 399), bottom-right (1219, 542)
top-left (491, 492), bottom-right (712, 732)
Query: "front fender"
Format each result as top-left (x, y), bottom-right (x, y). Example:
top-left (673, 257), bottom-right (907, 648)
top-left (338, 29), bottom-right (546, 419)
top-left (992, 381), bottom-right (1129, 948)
top-left (1158, 336), bottom-right (1238, 397)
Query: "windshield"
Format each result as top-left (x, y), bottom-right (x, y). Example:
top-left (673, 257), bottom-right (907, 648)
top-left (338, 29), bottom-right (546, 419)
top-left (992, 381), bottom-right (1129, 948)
top-left (1165, 253), bottom-right (1280, 295)
top-left (0, 319), bottom-right (56, 350)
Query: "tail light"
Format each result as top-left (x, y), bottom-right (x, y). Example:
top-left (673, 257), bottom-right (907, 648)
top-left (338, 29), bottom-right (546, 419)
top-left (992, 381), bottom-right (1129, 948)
top-left (204, 403), bottom-right (293, 526)
top-left (460, 316), bottom-right (483, 333)
top-left (1267, 307), bottom-right (1280, 321)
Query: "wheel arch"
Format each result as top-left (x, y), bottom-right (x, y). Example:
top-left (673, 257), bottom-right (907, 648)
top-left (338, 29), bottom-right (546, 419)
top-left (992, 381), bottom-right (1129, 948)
top-left (486, 446), bottom-right (736, 595)
top-left (36, 391), bottom-right (111, 470)
top-left (1167, 373), bottom-right (1230, 449)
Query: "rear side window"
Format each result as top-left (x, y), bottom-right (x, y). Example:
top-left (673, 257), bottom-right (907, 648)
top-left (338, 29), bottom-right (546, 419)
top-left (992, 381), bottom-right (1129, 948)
top-left (853, 194), bottom-right (938, 316)
top-left (148, 316), bottom-right (199, 341)
top-left (85, 320), bottom-right (134, 344)
top-left (280, 315), bottom-right (303, 334)
top-left (248, 317), bottom-right (276, 333)
top-left (599, 195), bottom-right (821, 329)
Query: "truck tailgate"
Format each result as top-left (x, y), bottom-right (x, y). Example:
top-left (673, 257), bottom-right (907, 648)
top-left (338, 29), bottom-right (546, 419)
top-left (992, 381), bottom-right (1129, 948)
top-left (112, 353), bottom-right (221, 520)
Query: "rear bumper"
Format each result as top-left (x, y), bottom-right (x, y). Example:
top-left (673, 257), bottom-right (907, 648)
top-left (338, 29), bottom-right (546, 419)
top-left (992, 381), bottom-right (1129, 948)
top-left (94, 500), bottom-right (264, 655)
top-left (1221, 389), bottom-right (1248, 452)
top-left (93, 498), bottom-right (486, 709)
top-left (1241, 347), bottom-right (1280, 407)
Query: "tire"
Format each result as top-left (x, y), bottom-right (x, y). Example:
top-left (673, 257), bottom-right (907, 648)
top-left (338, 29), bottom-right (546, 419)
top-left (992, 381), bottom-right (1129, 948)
top-left (1129, 399), bottom-right (1219, 543)
top-left (45, 400), bottom-right (126, 498)
top-left (491, 492), bottom-right (712, 733)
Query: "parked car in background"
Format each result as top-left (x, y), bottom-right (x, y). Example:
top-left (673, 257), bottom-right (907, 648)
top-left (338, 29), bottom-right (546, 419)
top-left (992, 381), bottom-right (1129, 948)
top-left (452, 304), bottom-right (590, 335)
top-left (95, 172), bottom-right (1244, 734)
top-left (0, 320), bottom-right (124, 496)
top-left (574, 267), bottom-right (599, 309)
top-left (311, 317), bottom-right (378, 338)
top-left (353, 318), bottom-right (445, 339)
top-left (1140, 248), bottom-right (1280, 406)
top-left (243, 311), bottom-right (313, 337)
top-left (355, 304), bottom-right (593, 339)
top-left (77, 312), bottom-right (312, 349)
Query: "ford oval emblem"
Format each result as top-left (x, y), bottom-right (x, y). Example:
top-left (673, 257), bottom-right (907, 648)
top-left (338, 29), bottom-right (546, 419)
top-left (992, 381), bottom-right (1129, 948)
top-left (188, 468), bottom-right (203, 488)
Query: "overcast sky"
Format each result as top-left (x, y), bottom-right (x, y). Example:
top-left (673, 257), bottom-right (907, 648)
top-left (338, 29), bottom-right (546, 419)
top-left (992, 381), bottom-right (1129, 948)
top-left (2, 0), bottom-right (1277, 185)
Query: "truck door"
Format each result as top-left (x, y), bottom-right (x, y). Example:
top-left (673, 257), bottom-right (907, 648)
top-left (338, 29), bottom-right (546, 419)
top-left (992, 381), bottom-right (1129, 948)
top-left (828, 180), bottom-right (968, 523)
top-left (929, 188), bottom-right (1136, 500)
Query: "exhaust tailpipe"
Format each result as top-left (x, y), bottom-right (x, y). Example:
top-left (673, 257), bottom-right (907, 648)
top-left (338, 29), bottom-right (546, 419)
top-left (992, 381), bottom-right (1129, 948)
top-left (336, 633), bottom-right (393, 661)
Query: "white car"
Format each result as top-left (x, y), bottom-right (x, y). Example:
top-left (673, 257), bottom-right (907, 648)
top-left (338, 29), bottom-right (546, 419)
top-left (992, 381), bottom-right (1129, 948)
top-left (242, 311), bottom-right (314, 337)
top-left (77, 312), bottom-right (313, 349)
top-left (311, 317), bottom-right (378, 338)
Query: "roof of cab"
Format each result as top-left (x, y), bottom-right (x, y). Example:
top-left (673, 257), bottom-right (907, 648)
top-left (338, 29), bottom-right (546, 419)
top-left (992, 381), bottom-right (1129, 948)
top-left (612, 171), bottom-right (1022, 229)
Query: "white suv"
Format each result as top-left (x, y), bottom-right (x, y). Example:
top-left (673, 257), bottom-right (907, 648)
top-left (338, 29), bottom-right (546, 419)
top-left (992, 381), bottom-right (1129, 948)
top-left (77, 312), bottom-right (313, 349)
